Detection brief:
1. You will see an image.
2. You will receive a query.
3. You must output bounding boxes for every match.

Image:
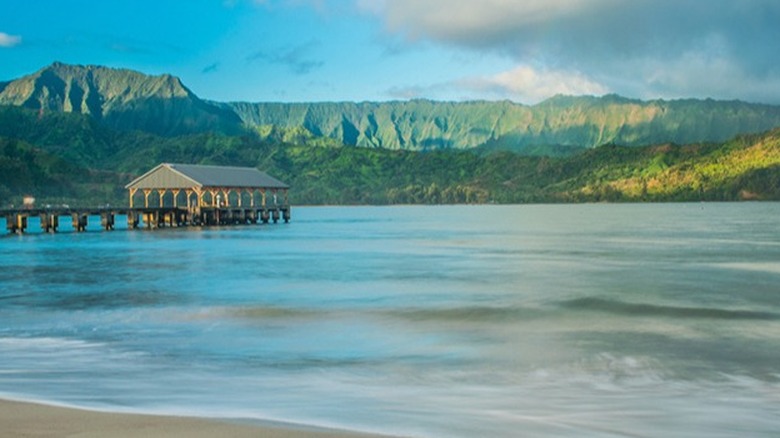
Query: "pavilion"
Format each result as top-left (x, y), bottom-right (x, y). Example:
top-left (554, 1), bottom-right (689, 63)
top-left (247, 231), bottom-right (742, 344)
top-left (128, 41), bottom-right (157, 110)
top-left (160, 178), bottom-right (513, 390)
top-left (125, 163), bottom-right (290, 226)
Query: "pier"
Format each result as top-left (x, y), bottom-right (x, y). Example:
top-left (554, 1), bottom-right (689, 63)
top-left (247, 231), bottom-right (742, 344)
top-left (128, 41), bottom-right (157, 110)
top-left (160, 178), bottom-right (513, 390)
top-left (2, 163), bottom-right (291, 235)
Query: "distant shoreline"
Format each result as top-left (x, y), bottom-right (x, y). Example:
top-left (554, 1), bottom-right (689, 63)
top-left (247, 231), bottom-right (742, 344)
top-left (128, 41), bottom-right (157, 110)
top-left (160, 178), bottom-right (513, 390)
top-left (0, 398), bottom-right (390, 438)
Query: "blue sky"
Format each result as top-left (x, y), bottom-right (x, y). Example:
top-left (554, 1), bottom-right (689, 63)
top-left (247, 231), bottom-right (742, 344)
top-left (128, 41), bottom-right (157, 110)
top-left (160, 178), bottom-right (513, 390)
top-left (1, 0), bottom-right (780, 104)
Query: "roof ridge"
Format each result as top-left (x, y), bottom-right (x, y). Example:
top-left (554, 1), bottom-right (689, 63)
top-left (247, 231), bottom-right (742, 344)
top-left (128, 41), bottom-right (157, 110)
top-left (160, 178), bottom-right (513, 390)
top-left (169, 163), bottom-right (258, 169)
top-left (127, 163), bottom-right (288, 190)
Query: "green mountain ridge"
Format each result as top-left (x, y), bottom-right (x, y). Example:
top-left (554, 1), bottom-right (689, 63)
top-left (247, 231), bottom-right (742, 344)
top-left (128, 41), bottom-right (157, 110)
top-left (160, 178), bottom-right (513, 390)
top-left (0, 62), bottom-right (243, 136)
top-left (225, 96), bottom-right (780, 154)
top-left (2, 63), bottom-right (780, 154)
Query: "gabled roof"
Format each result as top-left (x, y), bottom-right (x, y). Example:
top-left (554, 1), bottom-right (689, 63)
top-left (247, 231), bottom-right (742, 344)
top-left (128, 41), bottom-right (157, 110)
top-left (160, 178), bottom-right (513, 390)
top-left (125, 163), bottom-right (289, 190)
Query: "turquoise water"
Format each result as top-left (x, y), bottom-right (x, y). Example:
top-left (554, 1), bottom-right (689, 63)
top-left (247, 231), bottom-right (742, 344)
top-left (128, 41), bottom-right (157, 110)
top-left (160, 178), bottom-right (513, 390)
top-left (1, 204), bottom-right (779, 437)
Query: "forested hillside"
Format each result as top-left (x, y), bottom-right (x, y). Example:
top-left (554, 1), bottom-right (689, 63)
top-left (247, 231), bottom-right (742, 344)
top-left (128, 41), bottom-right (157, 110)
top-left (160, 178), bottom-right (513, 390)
top-left (1, 105), bottom-right (778, 206)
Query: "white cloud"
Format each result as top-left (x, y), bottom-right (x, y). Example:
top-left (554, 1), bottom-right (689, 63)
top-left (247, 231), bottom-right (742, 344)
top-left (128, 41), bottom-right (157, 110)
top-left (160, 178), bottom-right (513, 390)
top-left (385, 65), bottom-right (608, 104)
top-left (0, 32), bottom-right (21, 48)
top-left (360, 0), bottom-right (780, 103)
top-left (468, 65), bottom-right (609, 103)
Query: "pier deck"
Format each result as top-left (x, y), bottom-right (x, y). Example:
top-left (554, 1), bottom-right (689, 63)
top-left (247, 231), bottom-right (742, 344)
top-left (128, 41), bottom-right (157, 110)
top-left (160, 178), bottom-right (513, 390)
top-left (1, 205), bottom-right (290, 234)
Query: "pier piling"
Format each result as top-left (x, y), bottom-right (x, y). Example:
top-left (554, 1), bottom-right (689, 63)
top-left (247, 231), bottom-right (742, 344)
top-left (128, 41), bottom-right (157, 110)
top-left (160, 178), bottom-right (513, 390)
top-left (71, 213), bottom-right (88, 232)
top-left (101, 212), bottom-right (115, 231)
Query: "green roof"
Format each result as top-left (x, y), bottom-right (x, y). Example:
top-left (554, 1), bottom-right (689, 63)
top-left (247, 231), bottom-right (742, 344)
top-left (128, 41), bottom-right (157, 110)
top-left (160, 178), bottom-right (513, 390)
top-left (125, 163), bottom-right (289, 190)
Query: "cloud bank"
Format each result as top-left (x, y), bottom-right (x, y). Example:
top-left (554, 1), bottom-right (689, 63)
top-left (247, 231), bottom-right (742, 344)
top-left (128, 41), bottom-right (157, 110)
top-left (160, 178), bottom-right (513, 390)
top-left (387, 65), bottom-right (608, 104)
top-left (361, 0), bottom-right (780, 103)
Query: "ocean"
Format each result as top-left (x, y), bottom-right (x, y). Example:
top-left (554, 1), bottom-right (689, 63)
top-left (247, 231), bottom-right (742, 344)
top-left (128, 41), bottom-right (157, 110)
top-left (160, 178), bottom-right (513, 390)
top-left (1, 204), bottom-right (779, 437)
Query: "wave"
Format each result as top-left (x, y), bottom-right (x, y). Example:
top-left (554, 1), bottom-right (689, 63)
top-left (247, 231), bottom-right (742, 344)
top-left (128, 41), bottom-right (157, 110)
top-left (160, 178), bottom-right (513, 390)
top-left (383, 305), bottom-right (543, 323)
top-left (219, 304), bottom-right (545, 325)
top-left (230, 306), bottom-right (324, 320)
top-left (715, 262), bottom-right (780, 275)
top-left (33, 290), bottom-right (182, 310)
top-left (0, 336), bottom-right (105, 349)
top-left (0, 292), bottom-right (30, 301)
top-left (559, 297), bottom-right (780, 320)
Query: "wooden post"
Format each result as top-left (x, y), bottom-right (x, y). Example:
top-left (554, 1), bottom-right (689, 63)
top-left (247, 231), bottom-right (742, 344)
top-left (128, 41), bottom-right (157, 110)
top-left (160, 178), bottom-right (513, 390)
top-left (72, 213), bottom-right (87, 232)
top-left (127, 212), bottom-right (139, 229)
top-left (101, 212), bottom-right (115, 231)
top-left (210, 189), bottom-right (219, 207)
top-left (222, 189), bottom-right (230, 207)
top-left (143, 189), bottom-right (152, 208)
top-left (157, 189), bottom-right (166, 208)
top-left (172, 189), bottom-right (181, 208)
top-left (40, 213), bottom-right (50, 233)
top-left (129, 188), bottom-right (137, 208)
top-left (41, 212), bottom-right (59, 233)
top-left (13, 214), bottom-right (27, 234)
top-left (195, 189), bottom-right (205, 208)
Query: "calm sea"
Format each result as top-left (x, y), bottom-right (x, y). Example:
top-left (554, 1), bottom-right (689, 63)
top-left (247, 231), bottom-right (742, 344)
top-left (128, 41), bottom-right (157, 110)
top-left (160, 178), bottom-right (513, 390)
top-left (1, 204), bottom-right (779, 437)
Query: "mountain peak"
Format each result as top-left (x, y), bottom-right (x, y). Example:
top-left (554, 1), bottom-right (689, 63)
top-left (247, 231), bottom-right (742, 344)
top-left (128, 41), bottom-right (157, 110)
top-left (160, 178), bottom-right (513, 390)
top-left (0, 62), bottom-right (241, 135)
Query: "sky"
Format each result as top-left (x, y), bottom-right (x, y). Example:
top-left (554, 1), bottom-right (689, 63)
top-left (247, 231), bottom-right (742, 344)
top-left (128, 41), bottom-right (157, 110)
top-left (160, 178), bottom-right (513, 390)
top-left (1, 0), bottom-right (780, 105)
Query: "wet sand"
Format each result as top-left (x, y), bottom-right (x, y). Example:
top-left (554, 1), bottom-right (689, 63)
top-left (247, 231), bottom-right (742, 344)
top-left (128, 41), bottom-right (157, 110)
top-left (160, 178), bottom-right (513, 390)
top-left (0, 398), bottom-right (389, 438)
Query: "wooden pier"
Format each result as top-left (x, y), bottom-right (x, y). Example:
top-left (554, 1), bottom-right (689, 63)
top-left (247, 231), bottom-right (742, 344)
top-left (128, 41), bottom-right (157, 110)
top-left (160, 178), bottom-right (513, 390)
top-left (2, 205), bottom-right (290, 234)
top-left (2, 163), bottom-right (291, 235)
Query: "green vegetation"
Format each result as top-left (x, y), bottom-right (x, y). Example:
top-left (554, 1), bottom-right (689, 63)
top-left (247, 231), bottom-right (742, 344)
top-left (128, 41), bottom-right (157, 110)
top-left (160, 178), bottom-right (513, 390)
top-left (0, 136), bottom-right (122, 206)
top-left (1, 63), bottom-right (779, 207)
top-left (229, 96), bottom-right (780, 154)
top-left (4, 63), bottom-right (780, 156)
top-left (1, 105), bottom-right (779, 207)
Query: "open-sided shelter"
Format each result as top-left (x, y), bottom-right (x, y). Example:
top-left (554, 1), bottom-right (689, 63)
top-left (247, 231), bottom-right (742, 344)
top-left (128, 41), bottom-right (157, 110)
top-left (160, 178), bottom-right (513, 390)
top-left (125, 163), bottom-right (289, 210)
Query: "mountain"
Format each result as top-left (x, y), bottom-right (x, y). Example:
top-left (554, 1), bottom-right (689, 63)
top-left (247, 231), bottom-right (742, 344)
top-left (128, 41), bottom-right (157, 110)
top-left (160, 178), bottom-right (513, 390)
top-left (0, 62), bottom-right (243, 136)
top-left (2, 62), bottom-right (780, 156)
top-left (228, 95), bottom-right (780, 154)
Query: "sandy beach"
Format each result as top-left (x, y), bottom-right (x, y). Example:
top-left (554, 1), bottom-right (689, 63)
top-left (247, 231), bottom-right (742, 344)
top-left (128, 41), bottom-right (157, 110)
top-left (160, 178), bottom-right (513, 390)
top-left (0, 399), bottom-right (389, 438)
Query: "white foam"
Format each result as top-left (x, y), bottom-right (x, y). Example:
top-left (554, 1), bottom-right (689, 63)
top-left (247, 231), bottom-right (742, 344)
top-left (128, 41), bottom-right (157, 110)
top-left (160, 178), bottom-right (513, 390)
top-left (715, 262), bottom-right (780, 274)
top-left (0, 336), bottom-right (103, 350)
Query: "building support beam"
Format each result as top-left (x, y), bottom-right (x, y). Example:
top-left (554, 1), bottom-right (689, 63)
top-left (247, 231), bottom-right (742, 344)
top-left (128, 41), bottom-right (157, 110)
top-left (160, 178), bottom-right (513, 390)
top-left (143, 189), bottom-right (152, 208)
top-left (157, 189), bottom-right (166, 208)
top-left (172, 189), bottom-right (181, 208)
top-left (128, 188), bottom-right (138, 209)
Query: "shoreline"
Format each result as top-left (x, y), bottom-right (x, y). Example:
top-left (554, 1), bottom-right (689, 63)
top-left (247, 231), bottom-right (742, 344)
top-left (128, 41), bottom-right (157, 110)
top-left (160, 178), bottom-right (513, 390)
top-left (0, 398), bottom-right (392, 438)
